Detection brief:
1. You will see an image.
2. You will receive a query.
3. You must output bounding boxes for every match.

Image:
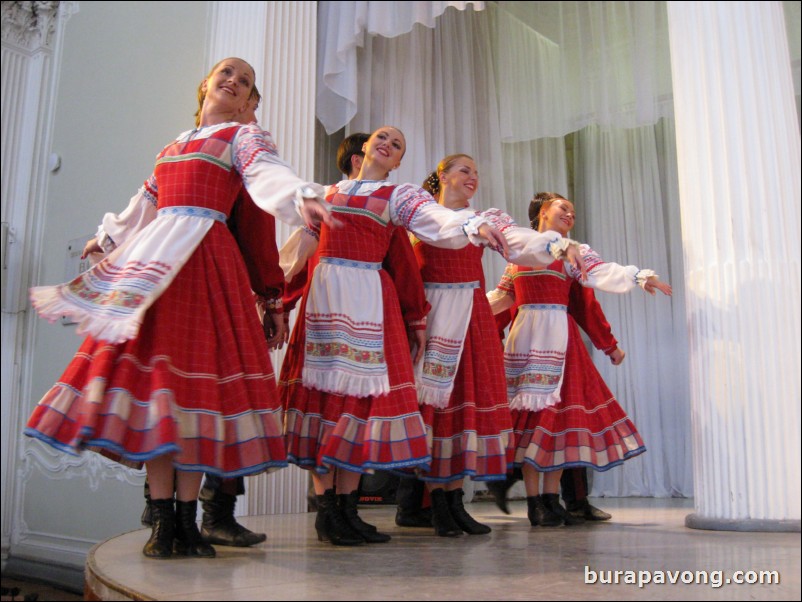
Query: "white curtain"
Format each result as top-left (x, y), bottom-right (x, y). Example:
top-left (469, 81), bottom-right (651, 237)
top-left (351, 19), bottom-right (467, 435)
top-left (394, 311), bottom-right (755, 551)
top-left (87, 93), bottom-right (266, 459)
top-left (495, 1), bottom-right (674, 139)
top-left (501, 137), bottom-right (570, 227)
top-left (783, 0), bottom-right (801, 124)
top-left (573, 120), bottom-right (693, 497)
top-left (316, 1), bottom-right (485, 135)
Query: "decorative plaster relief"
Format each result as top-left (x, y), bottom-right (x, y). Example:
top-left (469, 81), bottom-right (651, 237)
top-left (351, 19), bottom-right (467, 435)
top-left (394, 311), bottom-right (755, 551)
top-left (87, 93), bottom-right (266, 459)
top-left (20, 439), bottom-right (145, 491)
top-left (1, 1), bottom-right (77, 51)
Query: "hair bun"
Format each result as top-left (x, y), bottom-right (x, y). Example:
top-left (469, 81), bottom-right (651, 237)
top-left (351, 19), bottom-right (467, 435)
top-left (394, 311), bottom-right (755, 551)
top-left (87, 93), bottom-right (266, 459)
top-left (423, 171), bottom-right (440, 196)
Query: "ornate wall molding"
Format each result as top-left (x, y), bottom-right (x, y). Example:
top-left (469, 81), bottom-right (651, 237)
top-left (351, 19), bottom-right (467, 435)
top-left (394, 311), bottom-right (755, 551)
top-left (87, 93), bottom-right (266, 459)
top-left (0, 1), bottom-right (73, 52)
top-left (2, 0), bottom-right (78, 563)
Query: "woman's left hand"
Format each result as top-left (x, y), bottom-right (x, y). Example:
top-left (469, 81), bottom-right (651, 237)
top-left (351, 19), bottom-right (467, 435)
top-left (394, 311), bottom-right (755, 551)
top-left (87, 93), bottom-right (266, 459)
top-left (409, 328), bottom-right (426, 365)
top-left (477, 223), bottom-right (510, 259)
top-left (565, 244), bottom-right (587, 281)
top-left (81, 237), bottom-right (102, 259)
top-left (263, 311), bottom-right (288, 350)
top-left (644, 276), bottom-right (672, 296)
top-left (609, 347), bottom-right (626, 365)
top-left (300, 197), bottom-right (342, 230)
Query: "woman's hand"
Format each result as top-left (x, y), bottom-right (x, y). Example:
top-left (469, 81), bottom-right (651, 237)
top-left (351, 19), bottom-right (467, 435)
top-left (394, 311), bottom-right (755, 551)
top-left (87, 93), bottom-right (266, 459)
top-left (644, 276), bottom-right (672, 296)
top-left (409, 328), bottom-right (426, 365)
top-left (565, 244), bottom-right (587, 281)
top-left (609, 347), bottom-right (626, 365)
top-left (300, 197), bottom-right (342, 230)
top-left (477, 223), bottom-right (511, 259)
top-left (263, 311), bottom-right (288, 350)
top-left (81, 238), bottom-right (102, 259)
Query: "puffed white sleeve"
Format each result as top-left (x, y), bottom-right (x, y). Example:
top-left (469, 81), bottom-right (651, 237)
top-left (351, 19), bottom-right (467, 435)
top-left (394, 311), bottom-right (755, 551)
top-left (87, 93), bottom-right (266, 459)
top-left (233, 123), bottom-right (326, 226)
top-left (389, 183), bottom-right (489, 248)
top-left (279, 225), bottom-right (321, 280)
top-left (487, 263), bottom-right (516, 315)
top-left (96, 174), bottom-right (159, 253)
top-left (479, 208), bottom-right (579, 267)
top-left (567, 244), bottom-right (657, 293)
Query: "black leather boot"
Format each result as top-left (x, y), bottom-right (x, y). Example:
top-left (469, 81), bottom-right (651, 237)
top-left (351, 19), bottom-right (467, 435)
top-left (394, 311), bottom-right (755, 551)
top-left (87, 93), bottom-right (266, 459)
top-left (567, 498), bottom-right (612, 521)
top-left (446, 488), bottom-right (491, 535)
top-left (314, 489), bottom-right (363, 546)
top-left (142, 498), bottom-right (175, 559)
top-left (485, 473), bottom-right (519, 515)
top-left (543, 493), bottom-right (585, 525)
top-left (429, 488), bottom-right (462, 537)
top-left (395, 478), bottom-right (432, 527)
top-left (141, 479), bottom-right (154, 527)
top-left (526, 495), bottom-right (562, 527)
top-left (395, 506), bottom-right (433, 527)
top-left (339, 491), bottom-right (391, 543)
top-left (200, 487), bottom-right (267, 547)
top-left (174, 500), bottom-right (216, 557)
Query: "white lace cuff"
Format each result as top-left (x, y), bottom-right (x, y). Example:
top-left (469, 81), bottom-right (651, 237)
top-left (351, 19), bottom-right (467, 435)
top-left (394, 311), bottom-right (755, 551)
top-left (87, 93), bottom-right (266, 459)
top-left (635, 269), bottom-right (657, 289)
top-left (96, 226), bottom-right (115, 254)
top-left (461, 214), bottom-right (490, 246)
top-left (294, 184), bottom-right (326, 219)
top-left (546, 236), bottom-right (579, 260)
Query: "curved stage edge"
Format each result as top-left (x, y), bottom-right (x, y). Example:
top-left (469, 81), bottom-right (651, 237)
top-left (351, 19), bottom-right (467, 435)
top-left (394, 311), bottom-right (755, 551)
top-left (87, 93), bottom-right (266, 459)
top-left (84, 498), bottom-right (800, 601)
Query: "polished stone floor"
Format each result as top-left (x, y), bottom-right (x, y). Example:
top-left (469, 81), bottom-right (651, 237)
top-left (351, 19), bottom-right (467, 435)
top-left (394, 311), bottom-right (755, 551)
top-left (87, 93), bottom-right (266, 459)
top-left (86, 498), bottom-right (800, 601)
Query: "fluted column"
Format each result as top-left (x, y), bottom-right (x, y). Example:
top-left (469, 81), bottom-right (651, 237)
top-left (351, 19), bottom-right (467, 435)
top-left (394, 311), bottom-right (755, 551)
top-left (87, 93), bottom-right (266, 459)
top-left (667, 1), bottom-right (800, 531)
top-left (1, 0), bottom-right (78, 557)
top-left (206, 1), bottom-right (317, 515)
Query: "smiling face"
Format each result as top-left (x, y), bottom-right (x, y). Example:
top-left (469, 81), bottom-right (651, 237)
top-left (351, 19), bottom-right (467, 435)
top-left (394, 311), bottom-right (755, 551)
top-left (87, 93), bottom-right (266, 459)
top-left (539, 198), bottom-right (576, 235)
top-left (362, 127), bottom-right (406, 177)
top-left (201, 58), bottom-right (255, 116)
top-left (440, 156), bottom-right (479, 204)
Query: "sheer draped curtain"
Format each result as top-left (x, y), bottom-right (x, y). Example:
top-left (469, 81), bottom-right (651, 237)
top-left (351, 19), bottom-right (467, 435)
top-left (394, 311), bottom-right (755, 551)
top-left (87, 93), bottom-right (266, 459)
top-left (573, 122), bottom-right (692, 497)
top-left (314, 1), bottom-right (799, 497)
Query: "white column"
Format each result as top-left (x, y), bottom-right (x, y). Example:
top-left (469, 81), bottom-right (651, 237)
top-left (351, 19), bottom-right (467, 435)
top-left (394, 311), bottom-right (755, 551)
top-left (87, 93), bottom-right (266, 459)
top-left (667, 1), bottom-right (800, 531)
top-left (206, 0), bottom-right (317, 515)
top-left (1, 0), bottom-right (78, 561)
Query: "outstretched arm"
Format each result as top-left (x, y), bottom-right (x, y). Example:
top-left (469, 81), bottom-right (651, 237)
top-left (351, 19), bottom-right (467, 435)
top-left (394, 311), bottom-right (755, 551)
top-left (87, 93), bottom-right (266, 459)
top-left (643, 276), bottom-right (672, 296)
top-left (566, 245), bottom-right (671, 296)
top-left (478, 209), bottom-right (586, 277)
top-left (391, 184), bottom-right (507, 254)
top-left (233, 123), bottom-right (334, 228)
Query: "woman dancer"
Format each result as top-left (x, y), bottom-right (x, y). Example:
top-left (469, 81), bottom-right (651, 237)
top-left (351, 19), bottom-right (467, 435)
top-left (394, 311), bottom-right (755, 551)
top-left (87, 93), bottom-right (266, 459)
top-left (26, 58), bottom-right (333, 559)
top-left (488, 192), bottom-right (671, 526)
top-left (409, 155), bottom-right (514, 536)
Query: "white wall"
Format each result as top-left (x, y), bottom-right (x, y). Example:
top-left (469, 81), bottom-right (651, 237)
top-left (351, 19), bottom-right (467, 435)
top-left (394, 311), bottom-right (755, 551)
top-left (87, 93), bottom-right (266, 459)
top-left (9, 0), bottom-right (209, 576)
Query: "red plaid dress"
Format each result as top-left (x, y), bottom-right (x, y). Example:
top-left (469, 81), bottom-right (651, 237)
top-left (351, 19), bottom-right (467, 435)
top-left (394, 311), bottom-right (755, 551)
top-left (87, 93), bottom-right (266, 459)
top-left (281, 183), bottom-right (435, 474)
top-left (25, 124), bottom-right (292, 477)
top-left (413, 241), bottom-right (514, 483)
top-left (503, 261), bottom-right (646, 472)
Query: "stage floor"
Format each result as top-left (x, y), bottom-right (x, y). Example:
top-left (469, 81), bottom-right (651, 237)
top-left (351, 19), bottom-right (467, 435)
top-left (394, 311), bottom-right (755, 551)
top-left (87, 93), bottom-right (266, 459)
top-left (85, 497), bottom-right (800, 601)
